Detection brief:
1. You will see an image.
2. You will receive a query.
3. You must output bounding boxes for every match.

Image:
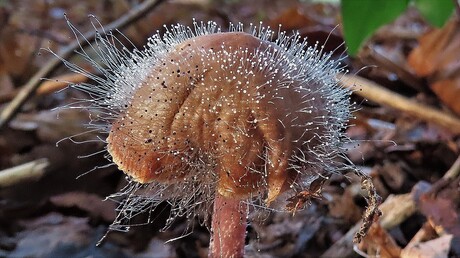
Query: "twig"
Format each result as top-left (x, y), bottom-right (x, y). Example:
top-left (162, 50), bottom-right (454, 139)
top-left (0, 158), bottom-right (49, 188)
top-left (353, 178), bottom-right (382, 244)
top-left (442, 154), bottom-right (460, 180)
top-left (425, 154), bottom-right (460, 196)
top-left (406, 221), bottom-right (437, 247)
top-left (0, 0), bottom-right (166, 129)
top-left (340, 73), bottom-right (460, 135)
top-left (0, 73), bottom-right (88, 104)
top-left (361, 45), bottom-right (425, 92)
top-left (377, 194), bottom-right (417, 229)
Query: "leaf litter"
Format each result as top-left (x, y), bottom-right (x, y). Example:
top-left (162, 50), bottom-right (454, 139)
top-left (0, 0), bottom-right (459, 257)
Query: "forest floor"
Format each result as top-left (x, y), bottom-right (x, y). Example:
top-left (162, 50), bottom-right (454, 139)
top-left (0, 0), bottom-right (459, 257)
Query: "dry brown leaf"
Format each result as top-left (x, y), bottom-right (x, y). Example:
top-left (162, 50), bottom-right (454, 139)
top-left (4, 212), bottom-right (132, 257)
top-left (50, 192), bottom-right (116, 222)
top-left (267, 4), bottom-right (343, 53)
top-left (359, 223), bottom-right (401, 258)
top-left (431, 78), bottom-right (460, 115)
top-left (0, 27), bottom-right (38, 77)
top-left (408, 18), bottom-right (460, 116)
top-left (378, 161), bottom-right (407, 191)
top-left (9, 213), bottom-right (92, 258)
top-left (407, 19), bottom-right (458, 77)
top-left (327, 187), bottom-right (361, 224)
top-left (268, 6), bottom-right (315, 31)
top-left (419, 190), bottom-right (460, 237)
top-left (418, 176), bottom-right (460, 255)
top-left (401, 234), bottom-right (453, 258)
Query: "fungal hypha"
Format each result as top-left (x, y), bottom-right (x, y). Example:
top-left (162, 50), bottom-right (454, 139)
top-left (58, 20), bottom-right (380, 257)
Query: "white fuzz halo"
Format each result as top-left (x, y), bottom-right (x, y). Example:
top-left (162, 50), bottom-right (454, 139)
top-left (57, 19), bottom-right (356, 238)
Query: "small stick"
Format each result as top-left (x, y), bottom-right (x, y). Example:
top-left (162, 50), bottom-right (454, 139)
top-left (406, 221), bottom-right (437, 247)
top-left (340, 73), bottom-right (460, 134)
top-left (353, 178), bottom-right (382, 244)
top-left (0, 73), bottom-right (88, 104)
top-left (0, 158), bottom-right (49, 188)
top-left (424, 154), bottom-right (460, 197)
top-left (0, 0), bottom-right (166, 129)
top-left (442, 154), bottom-right (460, 180)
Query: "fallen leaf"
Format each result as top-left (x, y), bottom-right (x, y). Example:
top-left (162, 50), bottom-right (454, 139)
top-left (378, 161), bottom-right (408, 192)
top-left (250, 209), bottom-right (322, 257)
top-left (4, 212), bottom-right (133, 258)
top-left (418, 177), bottom-right (460, 255)
top-left (419, 189), bottom-right (460, 237)
top-left (50, 191), bottom-right (116, 222)
top-left (126, 238), bottom-right (176, 258)
top-left (327, 187), bottom-right (361, 224)
top-left (267, 3), bottom-right (344, 53)
top-left (431, 78), bottom-right (460, 115)
top-left (268, 5), bottom-right (315, 31)
top-left (408, 17), bottom-right (460, 116)
top-left (401, 234), bottom-right (453, 258)
top-left (408, 18), bottom-right (460, 77)
top-left (359, 223), bottom-right (401, 258)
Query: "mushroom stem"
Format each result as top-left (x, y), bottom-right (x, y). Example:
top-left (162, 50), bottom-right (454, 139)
top-left (209, 193), bottom-right (248, 258)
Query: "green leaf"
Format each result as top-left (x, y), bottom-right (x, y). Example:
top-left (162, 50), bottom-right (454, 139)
top-left (413, 0), bottom-right (454, 27)
top-left (341, 0), bottom-right (409, 56)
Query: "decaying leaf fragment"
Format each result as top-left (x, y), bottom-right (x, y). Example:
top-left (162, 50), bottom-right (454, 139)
top-left (408, 17), bottom-right (460, 116)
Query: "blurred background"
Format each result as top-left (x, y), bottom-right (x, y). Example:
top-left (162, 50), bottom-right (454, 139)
top-left (0, 0), bottom-right (459, 257)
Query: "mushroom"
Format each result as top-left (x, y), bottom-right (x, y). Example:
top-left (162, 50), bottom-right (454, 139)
top-left (61, 21), bottom-right (365, 257)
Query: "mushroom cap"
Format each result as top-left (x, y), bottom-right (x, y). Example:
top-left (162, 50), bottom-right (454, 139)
top-left (107, 31), bottom-right (334, 204)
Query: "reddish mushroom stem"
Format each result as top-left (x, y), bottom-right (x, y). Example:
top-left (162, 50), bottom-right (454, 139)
top-left (210, 193), bottom-right (248, 258)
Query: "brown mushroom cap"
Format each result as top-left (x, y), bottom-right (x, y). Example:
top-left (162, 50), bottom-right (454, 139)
top-left (107, 32), bottom-right (329, 203)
